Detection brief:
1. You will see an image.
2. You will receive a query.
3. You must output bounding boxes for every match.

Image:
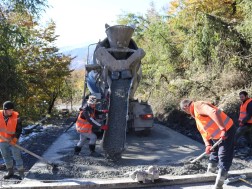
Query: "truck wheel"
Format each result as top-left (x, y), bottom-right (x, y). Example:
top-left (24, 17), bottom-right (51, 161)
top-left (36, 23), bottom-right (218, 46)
top-left (102, 79), bottom-right (131, 161)
top-left (126, 120), bottom-right (134, 134)
top-left (143, 129), bottom-right (151, 136)
top-left (135, 129), bottom-right (151, 137)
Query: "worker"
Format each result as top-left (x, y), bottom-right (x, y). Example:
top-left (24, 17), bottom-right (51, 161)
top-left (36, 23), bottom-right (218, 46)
top-left (74, 95), bottom-right (109, 156)
top-left (0, 101), bottom-right (24, 180)
top-left (180, 99), bottom-right (235, 189)
top-left (235, 91), bottom-right (252, 147)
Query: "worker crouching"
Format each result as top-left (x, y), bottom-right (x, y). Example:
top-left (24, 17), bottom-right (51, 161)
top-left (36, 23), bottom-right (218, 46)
top-left (180, 99), bottom-right (235, 189)
top-left (74, 95), bottom-right (109, 156)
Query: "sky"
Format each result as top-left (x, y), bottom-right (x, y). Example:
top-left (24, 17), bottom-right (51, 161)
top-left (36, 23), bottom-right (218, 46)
top-left (42, 0), bottom-right (170, 48)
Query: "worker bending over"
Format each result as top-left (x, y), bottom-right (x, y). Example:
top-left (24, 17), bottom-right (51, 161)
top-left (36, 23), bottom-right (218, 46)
top-left (180, 99), bottom-right (235, 189)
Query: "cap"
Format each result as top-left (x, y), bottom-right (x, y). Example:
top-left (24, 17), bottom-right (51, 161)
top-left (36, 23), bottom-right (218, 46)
top-left (3, 101), bottom-right (14, 110)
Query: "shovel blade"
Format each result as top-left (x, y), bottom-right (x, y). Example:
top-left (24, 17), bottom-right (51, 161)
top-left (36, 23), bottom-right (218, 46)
top-left (224, 174), bottom-right (246, 185)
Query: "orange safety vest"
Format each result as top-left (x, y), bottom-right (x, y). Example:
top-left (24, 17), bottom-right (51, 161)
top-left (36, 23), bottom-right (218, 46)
top-left (76, 110), bottom-right (95, 133)
top-left (194, 102), bottom-right (233, 140)
top-left (0, 110), bottom-right (18, 142)
top-left (239, 98), bottom-right (252, 124)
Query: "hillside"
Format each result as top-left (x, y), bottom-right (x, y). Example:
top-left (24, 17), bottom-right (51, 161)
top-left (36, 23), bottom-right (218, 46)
top-left (60, 44), bottom-right (96, 70)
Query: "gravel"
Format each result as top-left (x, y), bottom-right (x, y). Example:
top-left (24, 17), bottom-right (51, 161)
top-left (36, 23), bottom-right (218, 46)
top-left (0, 117), bottom-right (68, 174)
top-left (27, 153), bottom-right (252, 181)
top-left (1, 116), bottom-right (252, 183)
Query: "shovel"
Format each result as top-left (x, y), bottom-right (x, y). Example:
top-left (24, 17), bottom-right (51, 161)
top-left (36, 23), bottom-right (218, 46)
top-left (188, 138), bottom-right (222, 164)
top-left (0, 135), bottom-right (58, 172)
top-left (224, 174), bottom-right (252, 186)
top-left (64, 121), bottom-right (75, 132)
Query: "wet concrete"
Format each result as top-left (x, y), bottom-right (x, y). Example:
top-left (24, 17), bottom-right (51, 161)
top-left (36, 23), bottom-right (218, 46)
top-left (2, 124), bottom-right (252, 188)
top-left (26, 124), bottom-right (205, 180)
top-left (4, 169), bottom-right (252, 188)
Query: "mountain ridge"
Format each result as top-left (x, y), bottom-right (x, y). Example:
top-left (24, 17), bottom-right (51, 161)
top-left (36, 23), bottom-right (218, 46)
top-left (60, 45), bottom-right (96, 70)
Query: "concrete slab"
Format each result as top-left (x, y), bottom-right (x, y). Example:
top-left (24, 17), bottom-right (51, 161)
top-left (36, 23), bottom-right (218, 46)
top-left (23, 124), bottom-right (206, 180)
top-left (4, 124), bottom-right (252, 188)
top-left (32, 123), bottom-right (204, 166)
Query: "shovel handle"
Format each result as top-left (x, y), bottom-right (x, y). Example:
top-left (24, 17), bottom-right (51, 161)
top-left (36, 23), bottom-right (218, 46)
top-left (0, 135), bottom-right (53, 166)
top-left (14, 143), bottom-right (52, 165)
top-left (190, 138), bottom-right (222, 163)
top-left (239, 178), bottom-right (252, 186)
top-left (64, 121), bottom-right (75, 132)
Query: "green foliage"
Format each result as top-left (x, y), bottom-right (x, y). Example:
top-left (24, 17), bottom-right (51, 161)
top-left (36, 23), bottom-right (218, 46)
top-left (236, 0), bottom-right (252, 43)
top-left (1, 0), bottom-right (48, 18)
top-left (117, 0), bottom-right (252, 116)
top-left (59, 70), bottom-right (85, 106)
top-left (0, 1), bottom-right (72, 120)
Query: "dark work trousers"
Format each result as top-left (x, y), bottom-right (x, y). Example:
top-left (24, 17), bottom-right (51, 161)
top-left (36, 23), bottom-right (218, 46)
top-left (209, 125), bottom-right (236, 172)
top-left (234, 124), bottom-right (252, 146)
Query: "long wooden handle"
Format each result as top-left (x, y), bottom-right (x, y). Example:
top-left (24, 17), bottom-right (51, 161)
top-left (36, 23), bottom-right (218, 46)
top-left (64, 121), bottom-right (75, 132)
top-left (240, 178), bottom-right (252, 186)
top-left (0, 135), bottom-right (52, 166)
top-left (14, 143), bottom-right (52, 165)
top-left (190, 138), bottom-right (222, 163)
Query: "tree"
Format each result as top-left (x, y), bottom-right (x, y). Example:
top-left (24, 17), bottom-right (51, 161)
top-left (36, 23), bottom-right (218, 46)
top-left (17, 22), bottom-right (73, 115)
top-left (0, 1), bottom-right (73, 118)
top-left (116, 0), bottom-right (252, 114)
top-left (0, 0), bottom-right (48, 104)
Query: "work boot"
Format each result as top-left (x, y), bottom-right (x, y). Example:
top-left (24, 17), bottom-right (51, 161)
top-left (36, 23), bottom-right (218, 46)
top-left (74, 146), bottom-right (81, 155)
top-left (212, 169), bottom-right (228, 189)
top-left (18, 169), bottom-right (25, 180)
top-left (89, 145), bottom-right (102, 157)
top-left (89, 144), bottom-right (97, 156)
top-left (3, 168), bottom-right (14, 179)
top-left (207, 162), bottom-right (217, 173)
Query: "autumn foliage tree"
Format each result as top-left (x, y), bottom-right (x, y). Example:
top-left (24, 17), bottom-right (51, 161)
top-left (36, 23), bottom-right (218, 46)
top-left (0, 0), bottom-right (73, 119)
top-left (117, 0), bottom-right (252, 118)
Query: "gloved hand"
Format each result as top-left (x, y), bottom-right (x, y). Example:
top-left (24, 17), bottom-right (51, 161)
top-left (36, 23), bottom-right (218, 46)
top-left (9, 138), bottom-right (18, 145)
top-left (101, 125), bottom-right (109, 130)
top-left (220, 128), bottom-right (227, 140)
top-left (205, 145), bottom-right (212, 154)
top-left (102, 110), bottom-right (109, 113)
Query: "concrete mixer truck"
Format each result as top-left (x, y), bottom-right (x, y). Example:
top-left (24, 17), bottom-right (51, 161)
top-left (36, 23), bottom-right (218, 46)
top-left (84, 24), bottom-right (154, 161)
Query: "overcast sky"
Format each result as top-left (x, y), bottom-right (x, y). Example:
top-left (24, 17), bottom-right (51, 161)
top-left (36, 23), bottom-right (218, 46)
top-left (42, 0), bottom-right (170, 48)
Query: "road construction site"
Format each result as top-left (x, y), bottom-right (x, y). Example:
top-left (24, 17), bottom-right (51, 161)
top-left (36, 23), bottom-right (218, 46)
top-left (0, 117), bottom-right (252, 188)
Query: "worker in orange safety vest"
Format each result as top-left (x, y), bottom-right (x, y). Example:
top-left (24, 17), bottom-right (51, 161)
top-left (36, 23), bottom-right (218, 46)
top-left (74, 95), bottom-right (109, 156)
top-left (235, 91), bottom-right (252, 148)
top-left (180, 99), bottom-right (235, 189)
top-left (0, 101), bottom-right (24, 180)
